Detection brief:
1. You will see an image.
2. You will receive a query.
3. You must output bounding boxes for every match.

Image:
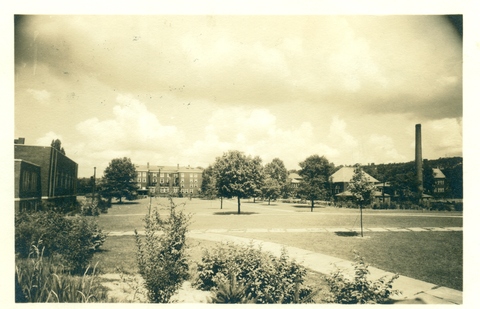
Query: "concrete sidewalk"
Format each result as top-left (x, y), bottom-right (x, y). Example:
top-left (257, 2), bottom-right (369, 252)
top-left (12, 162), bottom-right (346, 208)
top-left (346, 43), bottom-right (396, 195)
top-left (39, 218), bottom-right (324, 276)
top-left (187, 231), bottom-right (462, 305)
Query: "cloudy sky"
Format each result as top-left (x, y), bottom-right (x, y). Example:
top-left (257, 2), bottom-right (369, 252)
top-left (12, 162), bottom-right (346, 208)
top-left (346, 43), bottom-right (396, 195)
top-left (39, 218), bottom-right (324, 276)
top-left (14, 14), bottom-right (463, 177)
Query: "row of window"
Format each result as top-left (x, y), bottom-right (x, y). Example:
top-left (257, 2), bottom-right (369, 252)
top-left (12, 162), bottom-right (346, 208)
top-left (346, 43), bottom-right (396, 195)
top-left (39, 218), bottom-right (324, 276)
top-left (137, 178), bottom-right (198, 184)
top-left (148, 187), bottom-right (195, 194)
top-left (56, 171), bottom-right (75, 190)
top-left (20, 170), bottom-right (39, 193)
top-left (137, 172), bottom-right (200, 178)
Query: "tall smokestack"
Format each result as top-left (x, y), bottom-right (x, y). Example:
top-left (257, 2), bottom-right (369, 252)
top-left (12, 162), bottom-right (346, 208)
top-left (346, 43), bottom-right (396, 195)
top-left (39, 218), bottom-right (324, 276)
top-left (415, 124), bottom-right (423, 201)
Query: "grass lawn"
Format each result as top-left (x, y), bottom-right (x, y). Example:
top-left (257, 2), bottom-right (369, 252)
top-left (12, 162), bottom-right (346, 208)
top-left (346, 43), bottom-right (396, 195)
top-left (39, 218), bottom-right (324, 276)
top-left (226, 231), bottom-right (463, 291)
top-left (94, 198), bottom-right (463, 295)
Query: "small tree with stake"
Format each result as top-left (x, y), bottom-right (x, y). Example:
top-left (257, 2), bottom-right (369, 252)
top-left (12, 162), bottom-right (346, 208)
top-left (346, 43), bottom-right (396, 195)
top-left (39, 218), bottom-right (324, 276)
top-left (348, 165), bottom-right (376, 237)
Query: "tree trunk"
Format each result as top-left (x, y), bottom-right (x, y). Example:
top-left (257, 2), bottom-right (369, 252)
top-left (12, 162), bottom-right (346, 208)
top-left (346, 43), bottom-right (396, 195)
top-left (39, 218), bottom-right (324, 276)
top-left (237, 197), bottom-right (241, 214)
top-left (311, 199), bottom-right (314, 212)
top-left (360, 204), bottom-right (364, 237)
top-left (268, 198), bottom-right (271, 205)
top-left (221, 196), bottom-right (223, 209)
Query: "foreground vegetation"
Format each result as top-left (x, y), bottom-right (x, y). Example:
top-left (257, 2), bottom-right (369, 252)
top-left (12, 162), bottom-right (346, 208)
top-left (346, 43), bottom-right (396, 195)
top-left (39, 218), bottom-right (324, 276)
top-left (15, 198), bottom-right (462, 303)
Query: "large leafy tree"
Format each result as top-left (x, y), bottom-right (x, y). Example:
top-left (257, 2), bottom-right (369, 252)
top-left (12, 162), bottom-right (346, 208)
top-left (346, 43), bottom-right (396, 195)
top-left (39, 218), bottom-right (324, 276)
top-left (213, 150), bottom-right (264, 214)
top-left (200, 165), bottom-right (218, 199)
top-left (264, 158), bottom-right (288, 185)
top-left (262, 158), bottom-right (287, 204)
top-left (261, 178), bottom-right (281, 205)
top-left (51, 139), bottom-right (66, 155)
top-left (298, 155), bottom-right (335, 212)
top-left (348, 165), bottom-right (376, 237)
top-left (101, 157), bottom-right (138, 203)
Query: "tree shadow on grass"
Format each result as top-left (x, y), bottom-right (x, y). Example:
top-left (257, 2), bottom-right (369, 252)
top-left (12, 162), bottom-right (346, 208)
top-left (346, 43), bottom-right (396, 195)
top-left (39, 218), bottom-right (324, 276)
top-left (213, 211), bottom-right (258, 215)
top-left (335, 231), bottom-right (359, 237)
top-left (292, 205), bottom-right (325, 209)
top-left (113, 201), bottom-right (140, 206)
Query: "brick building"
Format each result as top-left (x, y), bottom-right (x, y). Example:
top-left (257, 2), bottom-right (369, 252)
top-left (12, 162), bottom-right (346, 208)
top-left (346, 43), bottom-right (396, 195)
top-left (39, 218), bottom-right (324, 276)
top-left (14, 159), bottom-right (42, 212)
top-left (135, 163), bottom-right (203, 197)
top-left (14, 139), bottom-right (78, 210)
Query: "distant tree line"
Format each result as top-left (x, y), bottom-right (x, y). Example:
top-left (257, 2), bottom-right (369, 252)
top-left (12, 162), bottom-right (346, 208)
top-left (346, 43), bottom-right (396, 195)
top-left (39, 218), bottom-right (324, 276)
top-left (362, 157), bottom-right (463, 200)
top-left (75, 152), bottom-right (462, 210)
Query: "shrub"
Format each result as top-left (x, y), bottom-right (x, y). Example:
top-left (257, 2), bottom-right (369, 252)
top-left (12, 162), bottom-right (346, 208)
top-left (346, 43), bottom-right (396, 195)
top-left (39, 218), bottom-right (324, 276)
top-left (196, 242), bottom-right (314, 304)
top-left (135, 199), bottom-right (191, 303)
top-left (80, 195), bottom-right (110, 216)
top-left (15, 211), bottom-right (107, 274)
top-left (324, 251), bottom-right (400, 304)
top-left (211, 273), bottom-right (256, 304)
top-left (15, 244), bottom-right (109, 302)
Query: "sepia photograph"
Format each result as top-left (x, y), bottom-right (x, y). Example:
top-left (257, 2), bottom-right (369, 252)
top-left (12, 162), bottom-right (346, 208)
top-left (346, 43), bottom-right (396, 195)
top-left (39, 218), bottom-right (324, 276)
top-left (4, 0), bottom-right (477, 306)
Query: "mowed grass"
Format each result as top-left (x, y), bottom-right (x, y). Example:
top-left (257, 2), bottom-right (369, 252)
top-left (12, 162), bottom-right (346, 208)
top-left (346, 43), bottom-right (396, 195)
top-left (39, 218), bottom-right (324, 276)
top-left (227, 231), bottom-right (463, 291)
top-left (91, 235), bottom-right (219, 275)
top-left (94, 197), bottom-right (463, 292)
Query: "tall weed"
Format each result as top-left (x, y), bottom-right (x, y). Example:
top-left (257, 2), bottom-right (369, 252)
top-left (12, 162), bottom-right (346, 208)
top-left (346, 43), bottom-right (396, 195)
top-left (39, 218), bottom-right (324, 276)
top-left (15, 244), bottom-right (109, 302)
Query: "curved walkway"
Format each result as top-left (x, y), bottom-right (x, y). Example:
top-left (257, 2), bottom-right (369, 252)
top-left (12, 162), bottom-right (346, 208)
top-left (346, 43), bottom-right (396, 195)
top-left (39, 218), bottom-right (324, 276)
top-left (108, 228), bottom-right (462, 304)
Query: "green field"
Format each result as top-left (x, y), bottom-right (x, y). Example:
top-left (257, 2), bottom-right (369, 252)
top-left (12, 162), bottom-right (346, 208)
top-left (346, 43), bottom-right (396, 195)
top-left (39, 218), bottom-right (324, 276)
top-left (93, 197), bottom-right (463, 291)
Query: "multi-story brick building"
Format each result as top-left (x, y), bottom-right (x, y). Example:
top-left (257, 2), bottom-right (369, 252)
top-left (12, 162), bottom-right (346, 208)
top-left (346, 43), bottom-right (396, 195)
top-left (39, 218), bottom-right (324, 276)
top-left (135, 163), bottom-right (203, 197)
top-left (14, 138), bottom-right (78, 210)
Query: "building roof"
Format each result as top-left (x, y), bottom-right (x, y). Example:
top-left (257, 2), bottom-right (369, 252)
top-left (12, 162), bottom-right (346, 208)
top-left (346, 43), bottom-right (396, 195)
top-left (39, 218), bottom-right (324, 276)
top-left (135, 164), bottom-right (203, 173)
top-left (336, 190), bottom-right (388, 197)
top-left (330, 166), bottom-right (379, 183)
top-left (432, 168), bottom-right (446, 179)
top-left (288, 172), bottom-right (302, 183)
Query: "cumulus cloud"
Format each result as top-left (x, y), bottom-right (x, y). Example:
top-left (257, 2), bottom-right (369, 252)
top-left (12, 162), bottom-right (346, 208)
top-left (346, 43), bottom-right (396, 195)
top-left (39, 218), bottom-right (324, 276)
top-left (76, 94), bottom-right (184, 159)
top-left (15, 15), bottom-right (461, 119)
top-left (421, 118), bottom-right (462, 158)
top-left (26, 88), bottom-right (51, 105)
top-left (35, 131), bottom-right (62, 146)
top-left (14, 15), bottom-right (462, 176)
top-left (181, 107), bottom-right (337, 169)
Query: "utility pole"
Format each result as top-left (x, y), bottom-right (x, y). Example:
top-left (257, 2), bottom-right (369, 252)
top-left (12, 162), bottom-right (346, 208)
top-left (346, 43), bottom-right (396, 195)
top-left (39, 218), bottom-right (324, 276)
top-left (92, 166), bottom-right (96, 204)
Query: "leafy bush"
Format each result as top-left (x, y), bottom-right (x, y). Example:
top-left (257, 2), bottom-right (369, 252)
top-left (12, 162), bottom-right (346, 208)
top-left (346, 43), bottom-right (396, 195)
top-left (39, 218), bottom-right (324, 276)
top-left (15, 244), bottom-right (109, 302)
top-left (324, 251), bottom-right (400, 304)
top-left (15, 211), bottom-right (107, 274)
top-left (430, 201), bottom-right (454, 211)
top-left (196, 242), bottom-right (314, 304)
top-left (80, 195), bottom-right (110, 216)
top-left (135, 199), bottom-right (191, 303)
